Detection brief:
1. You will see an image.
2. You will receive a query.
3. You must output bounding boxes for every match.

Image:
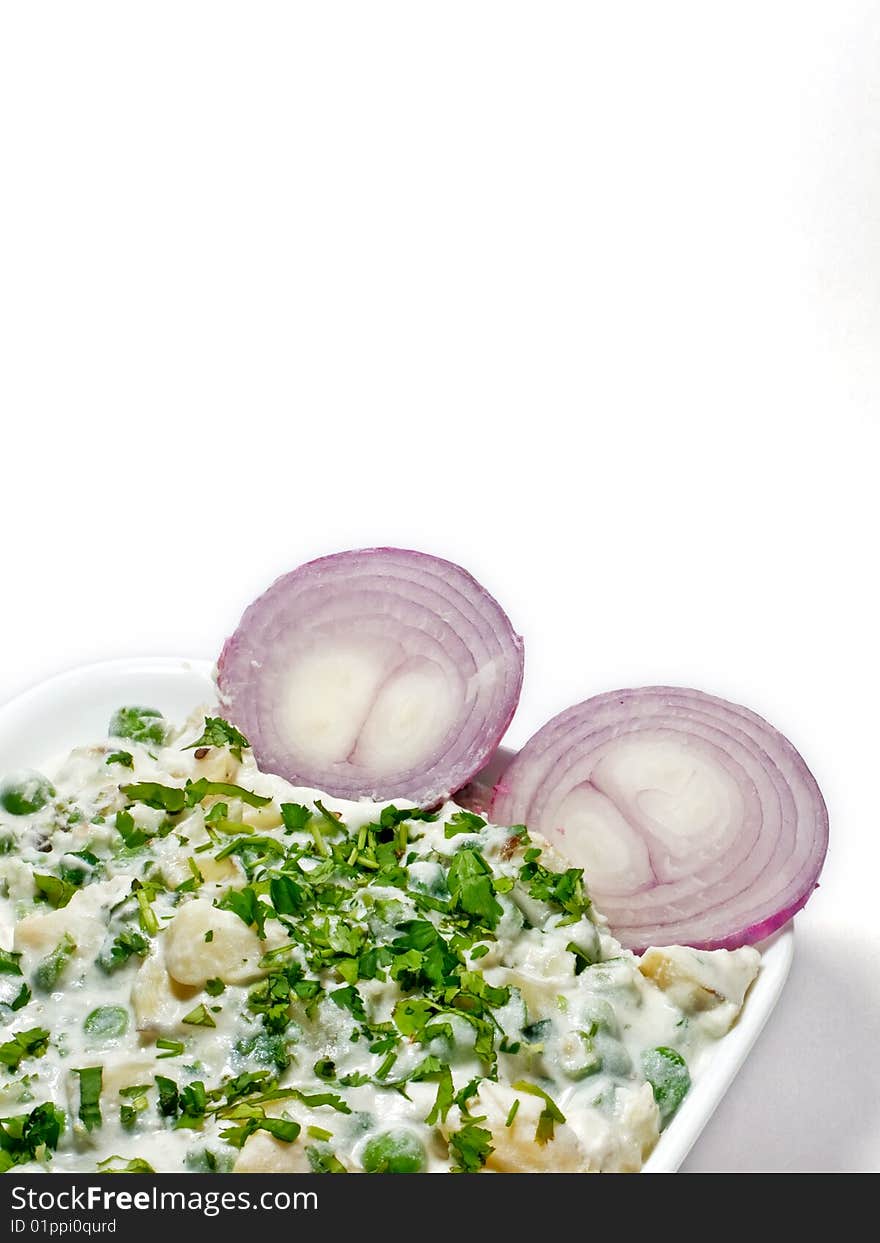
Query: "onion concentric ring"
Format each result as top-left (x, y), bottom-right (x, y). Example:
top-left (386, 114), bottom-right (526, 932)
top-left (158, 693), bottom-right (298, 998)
top-left (217, 548), bottom-right (524, 806)
top-left (489, 687), bottom-right (828, 950)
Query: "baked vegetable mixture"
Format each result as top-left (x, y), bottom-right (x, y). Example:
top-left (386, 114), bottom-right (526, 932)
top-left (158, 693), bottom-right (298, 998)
top-left (0, 707), bottom-right (759, 1174)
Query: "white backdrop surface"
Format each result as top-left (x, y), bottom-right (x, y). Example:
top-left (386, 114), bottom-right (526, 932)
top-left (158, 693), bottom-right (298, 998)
top-left (1, 2), bottom-right (878, 1171)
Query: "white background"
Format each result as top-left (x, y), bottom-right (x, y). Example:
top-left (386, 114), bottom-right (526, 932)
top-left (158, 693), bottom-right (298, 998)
top-left (1, 3), bottom-right (878, 1172)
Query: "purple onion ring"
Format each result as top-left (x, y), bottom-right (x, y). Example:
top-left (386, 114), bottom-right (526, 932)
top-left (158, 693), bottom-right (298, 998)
top-left (489, 687), bottom-right (828, 950)
top-left (218, 548), bottom-right (524, 805)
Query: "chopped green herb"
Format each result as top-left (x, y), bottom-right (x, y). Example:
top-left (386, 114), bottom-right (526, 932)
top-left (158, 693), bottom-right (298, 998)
top-left (156, 1039), bottom-right (185, 1060)
top-left (109, 706), bottom-right (167, 747)
top-left (218, 885), bottom-right (271, 937)
top-left (449, 1121), bottom-right (493, 1173)
top-left (444, 810), bottom-right (486, 838)
top-left (0, 1101), bottom-right (65, 1169)
top-left (184, 779), bottom-right (271, 809)
top-left (134, 886), bottom-right (159, 935)
top-left (121, 782), bottom-right (187, 814)
top-left (0, 1028), bottom-right (50, 1072)
top-left (518, 851), bottom-right (590, 921)
top-left (119, 1084), bottom-right (151, 1128)
top-left (9, 982), bottom-right (31, 1011)
top-left (219, 1111), bottom-right (301, 1149)
top-left (447, 849), bottom-right (503, 929)
top-left (182, 1004), bottom-right (216, 1028)
top-left (99, 929), bottom-right (149, 973)
top-left (184, 718), bottom-right (251, 762)
top-left (511, 1079), bottom-right (566, 1145)
top-left (33, 873), bottom-right (76, 910)
top-left (566, 940), bottom-right (599, 973)
top-left (155, 1075), bottom-right (179, 1116)
top-left (105, 751), bottom-right (134, 769)
top-left (280, 803), bottom-right (312, 833)
top-left (73, 1066), bottom-right (103, 1131)
top-left (97, 1155), bottom-right (156, 1173)
top-left (115, 810), bottom-right (150, 850)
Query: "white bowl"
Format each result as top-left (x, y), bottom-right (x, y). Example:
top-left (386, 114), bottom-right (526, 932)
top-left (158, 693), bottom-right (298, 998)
top-left (0, 656), bottom-right (794, 1173)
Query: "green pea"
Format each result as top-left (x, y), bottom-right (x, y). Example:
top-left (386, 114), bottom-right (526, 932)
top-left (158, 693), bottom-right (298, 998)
top-left (1, 771), bottom-right (55, 816)
top-left (234, 1031), bottom-right (290, 1072)
top-left (595, 1031), bottom-right (633, 1077)
top-left (642, 1046), bottom-right (691, 1127)
top-left (580, 998), bottom-right (621, 1038)
top-left (361, 1129), bottom-right (427, 1174)
top-left (84, 1005), bottom-right (129, 1040)
top-left (108, 706), bottom-right (167, 747)
top-left (34, 933), bottom-right (76, 991)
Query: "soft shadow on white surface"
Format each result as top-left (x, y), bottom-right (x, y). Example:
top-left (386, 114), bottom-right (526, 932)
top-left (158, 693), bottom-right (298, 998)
top-left (682, 928), bottom-right (880, 1172)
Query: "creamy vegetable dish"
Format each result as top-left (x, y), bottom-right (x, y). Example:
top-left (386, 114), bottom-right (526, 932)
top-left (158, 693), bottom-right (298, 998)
top-left (0, 707), bottom-right (759, 1174)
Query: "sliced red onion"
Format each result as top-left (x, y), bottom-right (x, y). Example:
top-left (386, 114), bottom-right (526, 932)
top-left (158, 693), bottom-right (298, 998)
top-left (489, 687), bottom-right (828, 951)
top-left (217, 548), bottom-right (524, 805)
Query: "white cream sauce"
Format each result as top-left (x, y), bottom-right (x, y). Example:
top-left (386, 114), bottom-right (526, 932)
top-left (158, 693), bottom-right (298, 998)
top-left (0, 709), bottom-right (760, 1174)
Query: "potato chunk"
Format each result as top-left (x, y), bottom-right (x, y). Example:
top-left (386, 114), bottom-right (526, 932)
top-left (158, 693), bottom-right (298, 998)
top-left (15, 878), bottom-right (131, 967)
top-left (233, 1130), bottom-right (311, 1173)
top-left (639, 944), bottom-right (760, 1036)
top-left (469, 1082), bottom-right (589, 1173)
top-left (162, 897), bottom-right (265, 987)
top-left (131, 950), bottom-right (200, 1033)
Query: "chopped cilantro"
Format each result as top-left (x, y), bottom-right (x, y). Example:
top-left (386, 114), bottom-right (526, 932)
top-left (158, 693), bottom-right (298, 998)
top-left (511, 1079), bottom-right (566, 1144)
top-left (121, 782), bottom-right (187, 813)
top-left (99, 928), bottom-right (149, 973)
top-left (449, 1121), bottom-right (493, 1172)
top-left (114, 810), bottom-right (151, 850)
top-left (280, 803), bottom-right (312, 833)
top-left (0, 950), bottom-right (23, 976)
top-left (182, 1004), bottom-right (216, 1028)
top-left (9, 982), bottom-right (31, 1012)
top-left (33, 873), bottom-right (76, 910)
top-left (105, 751), bottom-right (134, 769)
top-left (184, 779), bottom-right (271, 809)
top-left (73, 1066), bottom-right (103, 1131)
top-left (0, 1101), bottom-right (65, 1170)
top-left (447, 849), bottom-right (503, 929)
top-left (444, 810), bottom-right (486, 838)
top-left (518, 851), bottom-right (590, 921)
top-left (155, 1075), bottom-right (179, 1116)
top-left (184, 717), bottom-right (251, 762)
top-left (218, 885), bottom-right (272, 937)
top-left (0, 1028), bottom-right (50, 1072)
top-left (156, 1040), bottom-right (185, 1060)
top-left (97, 1155), bottom-right (155, 1173)
top-left (220, 1112), bottom-right (301, 1148)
